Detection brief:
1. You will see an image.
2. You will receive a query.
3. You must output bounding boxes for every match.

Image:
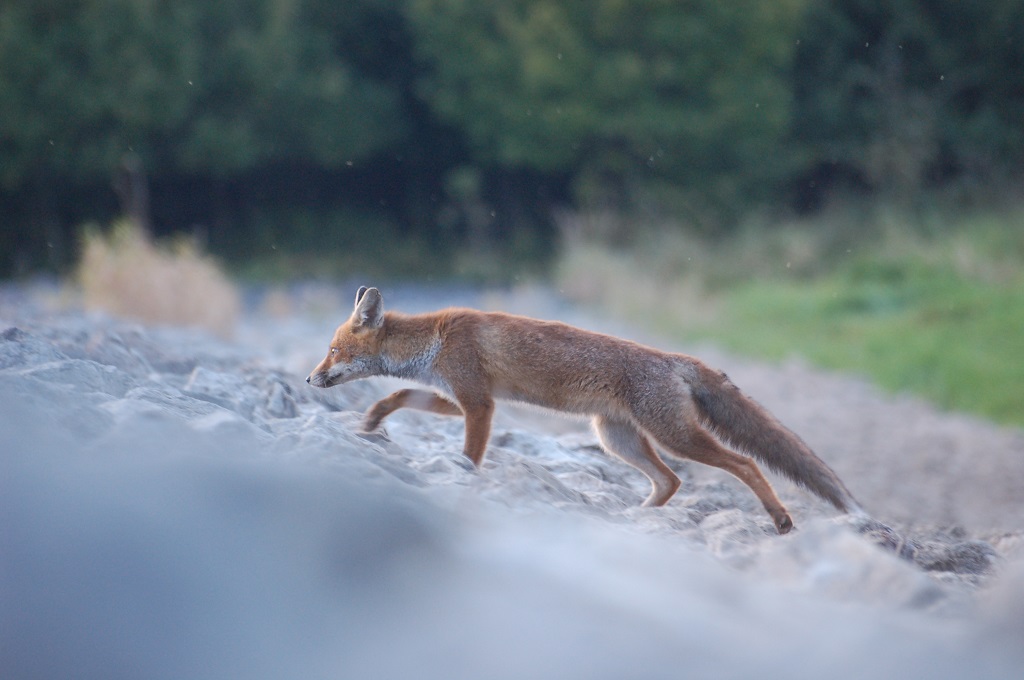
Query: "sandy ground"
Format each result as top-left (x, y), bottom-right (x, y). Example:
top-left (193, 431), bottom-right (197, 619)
top-left (3, 281), bottom-right (1023, 679)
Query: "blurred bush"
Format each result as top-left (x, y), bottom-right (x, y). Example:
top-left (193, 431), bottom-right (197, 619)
top-left (77, 221), bottom-right (240, 338)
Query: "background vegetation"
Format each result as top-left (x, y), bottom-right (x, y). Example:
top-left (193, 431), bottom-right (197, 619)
top-left (2, 0), bottom-right (1022, 424)
top-left (4, 0), bottom-right (1024, 275)
top-left (557, 208), bottom-right (1024, 426)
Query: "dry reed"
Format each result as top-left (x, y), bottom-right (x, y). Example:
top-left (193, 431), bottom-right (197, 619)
top-left (77, 221), bottom-right (240, 338)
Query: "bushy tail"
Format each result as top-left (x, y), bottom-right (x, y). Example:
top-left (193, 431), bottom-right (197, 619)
top-left (691, 366), bottom-right (862, 514)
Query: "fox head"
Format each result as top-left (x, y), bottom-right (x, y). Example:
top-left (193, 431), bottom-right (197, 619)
top-left (306, 286), bottom-right (385, 388)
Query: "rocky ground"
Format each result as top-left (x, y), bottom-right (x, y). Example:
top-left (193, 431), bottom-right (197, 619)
top-left (3, 281), bottom-right (1023, 679)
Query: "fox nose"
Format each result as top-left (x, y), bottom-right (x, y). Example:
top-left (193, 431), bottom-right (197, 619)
top-left (305, 375), bottom-right (311, 384)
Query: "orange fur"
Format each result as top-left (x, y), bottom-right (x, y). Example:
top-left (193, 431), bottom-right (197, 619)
top-left (307, 287), bottom-right (862, 533)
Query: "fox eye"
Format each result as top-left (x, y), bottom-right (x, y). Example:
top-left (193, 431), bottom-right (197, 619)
top-left (330, 347), bottom-right (338, 356)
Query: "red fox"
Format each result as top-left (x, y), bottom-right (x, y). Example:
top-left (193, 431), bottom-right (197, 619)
top-left (307, 286), bottom-right (862, 533)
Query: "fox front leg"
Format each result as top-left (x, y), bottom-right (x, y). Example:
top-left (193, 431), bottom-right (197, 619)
top-left (455, 396), bottom-right (495, 467)
top-left (362, 389), bottom-right (463, 432)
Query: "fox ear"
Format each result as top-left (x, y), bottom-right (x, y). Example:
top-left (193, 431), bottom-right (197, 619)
top-left (353, 287), bottom-right (383, 328)
top-left (354, 286), bottom-right (368, 305)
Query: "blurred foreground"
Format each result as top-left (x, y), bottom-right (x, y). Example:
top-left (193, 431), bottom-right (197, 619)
top-left (3, 286), bottom-right (1024, 679)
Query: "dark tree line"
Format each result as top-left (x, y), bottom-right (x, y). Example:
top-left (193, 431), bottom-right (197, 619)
top-left (2, 0), bottom-right (1023, 275)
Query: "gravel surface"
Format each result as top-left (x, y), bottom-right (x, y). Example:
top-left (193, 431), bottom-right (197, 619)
top-left (3, 280), bottom-right (1023, 679)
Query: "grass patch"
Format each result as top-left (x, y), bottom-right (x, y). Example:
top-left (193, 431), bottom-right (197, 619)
top-left (706, 268), bottom-right (1024, 424)
top-left (76, 220), bottom-right (241, 338)
top-left (557, 207), bottom-right (1024, 426)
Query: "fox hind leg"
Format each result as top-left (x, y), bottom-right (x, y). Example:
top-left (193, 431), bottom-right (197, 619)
top-left (646, 420), bottom-right (794, 534)
top-left (363, 388), bottom-right (463, 432)
top-left (593, 416), bottom-right (681, 507)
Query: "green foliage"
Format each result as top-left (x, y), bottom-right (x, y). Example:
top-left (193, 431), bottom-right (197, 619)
top-left (5, 0), bottom-right (1024, 278)
top-left (0, 0), bottom-right (403, 189)
top-left (408, 0), bottom-right (805, 212)
top-left (792, 0), bottom-right (1024, 199)
top-left (0, 1), bottom-right (186, 186)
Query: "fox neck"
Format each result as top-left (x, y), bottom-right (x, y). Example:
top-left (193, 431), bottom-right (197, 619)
top-left (376, 313), bottom-right (443, 384)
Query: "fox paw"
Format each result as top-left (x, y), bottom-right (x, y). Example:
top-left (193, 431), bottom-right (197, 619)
top-left (774, 514), bottom-right (794, 534)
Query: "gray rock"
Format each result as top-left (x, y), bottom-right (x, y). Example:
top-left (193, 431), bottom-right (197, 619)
top-left (15, 359), bottom-right (137, 398)
top-left (0, 326), bottom-right (68, 369)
